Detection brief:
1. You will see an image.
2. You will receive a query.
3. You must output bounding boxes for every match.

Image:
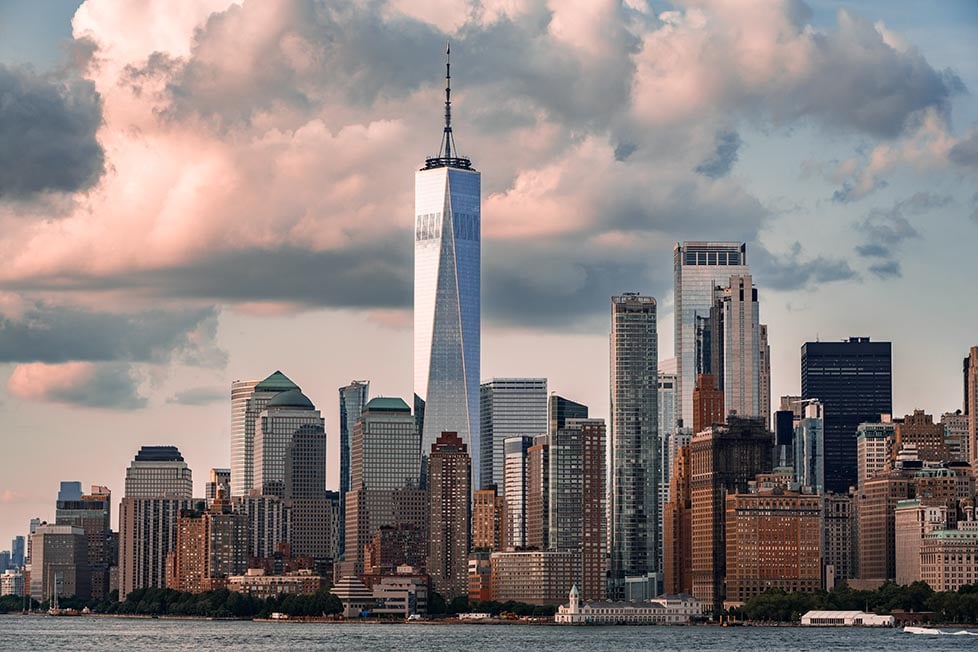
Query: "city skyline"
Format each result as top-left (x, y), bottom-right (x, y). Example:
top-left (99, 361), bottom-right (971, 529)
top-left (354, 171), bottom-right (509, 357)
top-left (2, 0), bottom-right (978, 552)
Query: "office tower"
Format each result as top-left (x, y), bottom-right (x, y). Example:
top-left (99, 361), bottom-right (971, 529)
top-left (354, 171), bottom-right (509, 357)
top-left (658, 371), bottom-right (678, 439)
top-left (427, 432), bottom-right (472, 599)
top-left (56, 485), bottom-right (111, 600)
top-left (287, 422), bottom-right (334, 559)
top-left (942, 411), bottom-right (969, 463)
top-left (721, 274), bottom-right (761, 419)
top-left (525, 435), bottom-right (550, 550)
top-left (549, 394), bottom-right (588, 435)
top-left (205, 469), bottom-right (230, 501)
top-left (856, 419), bottom-right (896, 492)
top-left (11, 536), bottom-right (24, 570)
top-left (895, 410), bottom-right (949, 462)
top-left (894, 500), bottom-right (951, 586)
top-left (609, 293), bottom-right (659, 598)
top-left (823, 492), bottom-right (855, 586)
top-left (167, 497), bottom-right (248, 593)
top-left (338, 380), bottom-right (369, 557)
top-left (549, 418), bottom-right (607, 600)
top-left (692, 374), bottom-right (724, 434)
top-left (124, 446), bottom-right (193, 498)
top-left (344, 398), bottom-right (426, 575)
top-left (29, 525), bottom-right (89, 601)
top-left (414, 47), bottom-right (481, 475)
top-left (801, 337), bottom-right (892, 494)
top-left (230, 371), bottom-right (300, 497)
top-left (774, 409), bottom-right (795, 468)
top-left (967, 347), bottom-right (978, 468)
top-left (502, 435), bottom-right (533, 549)
top-left (58, 482), bottom-right (82, 502)
top-left (689, 417), bottom-right (771, 613)
top-left (725, 489), bottom-right (821, 604)
top-left (779, 396), bottom-right (804, 421)
top-left (472, 485), bottom-right (505, 551)
top-left (674, 242), bottom-right (749, 428)
top-left (759, 325), bottom-right (771, 427)
top-left (657, 367), bottom-right (680, 568)
top-left (230, 494), bottom-right (291, 559)
top-left (480, 378), bottom-right (548, 490)
top-left (254, 389), bottom-right (324, 499)
top-left (26, 518), bottom-right (40, 565)
top-left (119, 446), bottom-right (195, 600)
top-left (794, 401), bottom-right (825, 495)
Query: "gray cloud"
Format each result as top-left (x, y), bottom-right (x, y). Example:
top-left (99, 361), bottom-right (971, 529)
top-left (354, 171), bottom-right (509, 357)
top-left (166, 386), bottom-right (225, 406)
top-left (695, 130), bottom-right (742, 179)
top-left (0, 65), bottom-right (104, 198)
top-left (853, 192), bottom-right (949, 276)
top-left (0, 304), bottom-right (224, 365)
top-left (868, 260), bottom-right (901, 279)
top-left (7, 362), bottom-right (147, 410)
top-left (949, 128), bottom-right (978, 168)
top-left (970, 192), bottom-right (978, 224)
top-left (751, 243), bottom-right (859, 291)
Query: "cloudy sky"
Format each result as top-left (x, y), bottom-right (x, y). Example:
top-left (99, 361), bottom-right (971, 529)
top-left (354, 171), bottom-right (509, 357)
top-left (1, 0), bottom-right (976, 547)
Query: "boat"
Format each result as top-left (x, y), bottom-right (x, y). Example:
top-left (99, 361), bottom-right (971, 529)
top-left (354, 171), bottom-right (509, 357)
top-left (903, 626), bottom-right (940, 635)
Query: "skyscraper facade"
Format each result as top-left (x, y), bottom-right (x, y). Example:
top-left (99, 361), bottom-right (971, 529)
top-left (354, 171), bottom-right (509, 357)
top-left (205, 468), bottom-right (230, 501)
top-left (525, 435), bottom-right (550, 550)
top-left (609, 293), bottom-right (659, 597)
top-left (472, 485), bottom-right (505, 552)
top-left (801, 337), bottom-right (892, 494)
top-left (548, 395), bottom-right (589, 435)
top-left (965, 346), bottom-right (978, 467)
top-left (759, 324), bottom-right (771, 427)
top-left (124, 446), bottom-right (193, 498)
top-left (426, 432), bottom-right (472, 599)
top-left (253, 389), bottom-right (325, 499)
top-left (230, 371), bottom-right (300, 497)
top-left (338, 380), bottom-right (369, 557)
top-left (721, 274), bottom-right (761, 419)
top-left (479, 378), bottom-right (548, 490)
top-left (692, 373), bottom-right (724, 435)
top-left (56, 485), bottom-right (111, 600)
top-left (414, 48), bottom-right (481, 476)
top-left (673, 242), bottom-right (749, 428)
top-left (502, 435), bottom-right (533, 549)
top-left (794, 401), bottom-right (825, 495)
top-left (29, 525), bottom-right (90, 601)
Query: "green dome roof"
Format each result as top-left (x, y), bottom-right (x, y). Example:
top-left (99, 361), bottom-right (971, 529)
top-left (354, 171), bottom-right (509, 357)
top-left (255, 370), bottom-right (299, 392)
top-left (267, 389), bottom-right (314, 409)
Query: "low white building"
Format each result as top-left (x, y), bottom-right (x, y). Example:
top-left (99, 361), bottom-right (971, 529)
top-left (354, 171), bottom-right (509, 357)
top-left (555, 585), bottom-right (703, 624)
top-left (800, 610), bottom-right (894, 627)
top-left (1, 570), bottom-right (24, 597)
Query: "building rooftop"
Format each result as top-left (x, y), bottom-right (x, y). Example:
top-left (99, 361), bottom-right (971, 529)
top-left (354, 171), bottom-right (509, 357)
top-left (133, 446), bottom-right (184, 462)
top-left (254, 370), bottom-right (300, 392)
top-left (364, 397), bottom-right (411, 413)
top-left (267, 389), bottom-right (315, 410)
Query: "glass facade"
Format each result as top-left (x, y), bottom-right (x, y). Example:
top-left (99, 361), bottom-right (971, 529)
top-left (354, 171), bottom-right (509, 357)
top-left (673, 242), bottom-right (749, 428)
top-left (479, 378), bottom-right (549, 490)
top-left (414, 165), bottom-right (481, 479)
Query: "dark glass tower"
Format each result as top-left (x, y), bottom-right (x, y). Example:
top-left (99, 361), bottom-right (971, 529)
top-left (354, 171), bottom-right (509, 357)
top-left (801, 337), bottom-right (892, 494)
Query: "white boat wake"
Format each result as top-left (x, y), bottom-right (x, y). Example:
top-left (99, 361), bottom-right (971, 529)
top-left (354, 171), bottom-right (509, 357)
top-left (903, 625), bottom-right (978, 636)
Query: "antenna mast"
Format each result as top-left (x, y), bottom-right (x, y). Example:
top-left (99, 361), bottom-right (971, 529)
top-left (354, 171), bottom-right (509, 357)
top-left (442, 42), bottom-right (454, 159)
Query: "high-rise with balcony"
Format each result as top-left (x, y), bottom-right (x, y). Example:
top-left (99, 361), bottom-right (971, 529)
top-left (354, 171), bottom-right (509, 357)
top-left (414, 47), bottom-right (481, 475)
top-left (802, 337), bottom-right (892, 494)
top-left (480, 378), bottom-right (548, 490)
top-left (609, 293), bottom-right (658, 598)
top-left (674, 242), bottom-right (749, 429)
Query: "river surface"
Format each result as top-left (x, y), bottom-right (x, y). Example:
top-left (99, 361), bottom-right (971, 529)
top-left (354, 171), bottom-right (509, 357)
top-left (1, 615), bottom-right (976, 651)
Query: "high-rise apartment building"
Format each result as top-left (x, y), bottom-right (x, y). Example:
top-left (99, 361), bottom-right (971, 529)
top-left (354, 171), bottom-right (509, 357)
top-left (794, 401), bottom-right (824, 495)
top-left (549, 394), bottom-right (588, 435)
top-left (725, 489), bottom-right (821, 606)
top-left (472, 485), bottom-right (505, 552)
top-left (502, 435), bottom-right (533, 549)
top-left (167, 497), bottom-right (248, 593)
top-left (856, 419), bottom-right (896, 492)
top-left (721, 274), bottom-right (761, 419)
top-left (802, 337), bottom-right (892, 494)
top-left (966, 347), bottom-right (978, 468)
top-left (56, 484), bottom-right (111, 600)
top-left (414, 48), bottom-right (481, 474)
top-left (689, 417), bottom-right (771, 613)
top-left (119, 446), bottom-right (195, 600)
top-left (942, 411), bottom-right (969, 463)
top-left (230, 494), bottom-right (291, 560)
top-left (759, 325), bottom-right (771, 427)
top-left (857, 470), bottom-right (914, 583)
top-left (663, 444), bottom-right (692, 595)
top-left (549, 419), bottom-right (607, 600)
top-left (895, 410), bottom-right (949, 463)
top-left (674, 242), bottom-right (749, 428)
top-left (29, 525), bottom-right (89, 601)
top-left (480, 378), bottom-right (548, 491)
top-left (230, 371), bottom-right (300, 497)
top-left (344, 398), bottom-right (425, 576)
top-left (338, 380), bottom-right (369, 557)
top-left (609, 293), bottom-right (659, 597)
top-left (427, 432), bottom-right (472, 599)
top-left (525, 435), bottom-right (550, 550)
top-left (823, 492), bottom-right (856, 585)
top-left (894, 500), bottom-right (950, 586)
top-left (692, 373), bottom-right (724, 435)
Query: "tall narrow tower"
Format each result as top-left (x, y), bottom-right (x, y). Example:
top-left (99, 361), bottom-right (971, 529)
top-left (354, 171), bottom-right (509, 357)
top-left (414, 44), bottom-right (481, 477)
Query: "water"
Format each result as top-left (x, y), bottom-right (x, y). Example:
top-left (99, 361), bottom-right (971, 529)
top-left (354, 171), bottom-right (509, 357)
top-left (1, 616), bottom-right (975, 651)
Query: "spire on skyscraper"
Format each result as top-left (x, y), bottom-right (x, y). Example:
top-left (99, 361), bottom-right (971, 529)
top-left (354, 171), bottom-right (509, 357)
top-left (425, 42), bottom-right (471, 170)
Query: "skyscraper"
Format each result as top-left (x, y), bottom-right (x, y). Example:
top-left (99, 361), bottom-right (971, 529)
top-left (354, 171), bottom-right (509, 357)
top-left (119, 446), bottom-right (195, 600)
top-left (29, 525), bottom-right (89, 601)
top-left (674, 242), bottom-right (749, 428)
top-left (793, 401), bottom-right (824, 495)
top-left (692, 373), bottom-right (724, 435)
top-left (414, 46), bottom-right (481, 475)
top-left (230, 371), bottom-right (301, 497)
top-left (56, 484), bottom-right (111, 600)
top-left (759, 324), bottom-right (771, 427)
top-left (502, 435), bottom-right (533, 549)
top-left (721, 274), bottom-right (761, 419)
top-left (549, 394), bottom-right (589, 435)
top-left (472, 485), bottom-right (505, 552)
top-left (338, 380), bottom-right (369, 557)
top-left (205, 468), bottom-right (230, 501)
top-left (427, 432), bottom-right (471, 599)
top-left (609, 293), bottom-right (658, 598)
top-left (801, 337), bottom-right (892, 494)
top-left (966, 347), bottom-right (978, 467)
top-left (253, 389), bottom-right (324, 499)
top-left (480, 378), bottom-right (548, 490)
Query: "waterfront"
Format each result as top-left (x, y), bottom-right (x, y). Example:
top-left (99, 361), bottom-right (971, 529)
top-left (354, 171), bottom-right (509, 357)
top-left (1, 616), bottom-right (976, 651)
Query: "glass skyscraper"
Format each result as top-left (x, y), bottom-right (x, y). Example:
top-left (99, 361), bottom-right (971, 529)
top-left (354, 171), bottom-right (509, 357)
top-left (673, 242), bottom-right (749, 429)
top-left (414, 47), bottom-right (481, 476)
